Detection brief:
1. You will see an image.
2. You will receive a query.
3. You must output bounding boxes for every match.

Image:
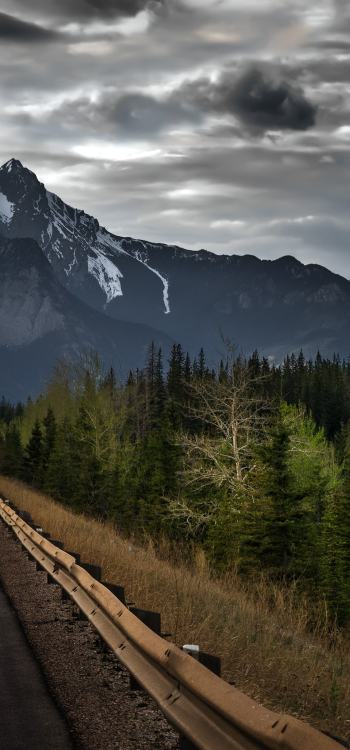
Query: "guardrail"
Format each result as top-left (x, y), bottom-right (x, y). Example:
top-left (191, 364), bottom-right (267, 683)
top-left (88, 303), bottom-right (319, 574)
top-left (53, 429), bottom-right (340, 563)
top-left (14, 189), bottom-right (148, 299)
top-left (0, 498), bottom-right (345, 750)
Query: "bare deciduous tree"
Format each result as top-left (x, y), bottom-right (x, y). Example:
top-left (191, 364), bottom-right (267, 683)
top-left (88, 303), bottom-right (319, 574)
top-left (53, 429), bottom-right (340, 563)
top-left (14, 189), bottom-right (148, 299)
top-left (170, 358), bottom-right (270, 531)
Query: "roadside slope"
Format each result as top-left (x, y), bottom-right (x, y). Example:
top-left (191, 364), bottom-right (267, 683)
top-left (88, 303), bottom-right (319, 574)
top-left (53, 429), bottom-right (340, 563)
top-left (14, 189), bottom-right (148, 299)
top-left (0, 475), bottom-right (349, 745)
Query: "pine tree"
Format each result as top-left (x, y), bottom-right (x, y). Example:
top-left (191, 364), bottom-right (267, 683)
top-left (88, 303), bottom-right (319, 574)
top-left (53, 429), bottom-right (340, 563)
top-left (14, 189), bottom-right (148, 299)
top-left (197, 347), bottom-right (206, 380)
top-left (145, 342), bottom-right (165, 431)
top-left (42, 407), bottom-right (57, 479)
top-left (167, 343), bottom-right (185, 428)
top-left (322, 422), bottom-right (350, 625)
top-left (1, 424), bottom-right (23, 478)
top-left (78, 453), bottom-right (105, 516)
top-left (22, 419), bottom-right (43, 487)
top-left (259, 414), bottom-right (305, 578)
top-left (184, 353), bottom-right (192, 383)
top-left (44, 418), bottom-right (76, 503)
top-left (103, 366), bottom-right (117, 395)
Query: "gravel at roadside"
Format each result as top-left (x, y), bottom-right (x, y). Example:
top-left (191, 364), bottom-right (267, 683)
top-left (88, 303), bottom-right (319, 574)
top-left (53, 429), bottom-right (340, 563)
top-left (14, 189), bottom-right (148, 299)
top-left (0, 521), bottom-right (180, 750)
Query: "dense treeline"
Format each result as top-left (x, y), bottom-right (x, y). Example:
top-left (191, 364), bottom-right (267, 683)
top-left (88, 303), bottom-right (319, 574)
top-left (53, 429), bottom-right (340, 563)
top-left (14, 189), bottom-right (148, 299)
top-left (2, 345), bottom-right (350, 625)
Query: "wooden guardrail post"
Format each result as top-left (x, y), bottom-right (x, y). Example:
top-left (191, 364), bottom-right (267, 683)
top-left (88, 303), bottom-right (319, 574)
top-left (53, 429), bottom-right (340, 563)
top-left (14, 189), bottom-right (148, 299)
top-left (129, 608), bottom-right (162, 691)
top-left (179, 645), bottom-right (221, 750)
top-left (80, 563), bottom-right (101, 581)
top-left (102, 582), bottom-right (125, 605)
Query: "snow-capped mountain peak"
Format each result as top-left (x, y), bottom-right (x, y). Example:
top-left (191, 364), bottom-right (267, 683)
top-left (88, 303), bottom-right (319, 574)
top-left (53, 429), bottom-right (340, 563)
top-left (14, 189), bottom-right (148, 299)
top-left (0, 159), bottom-right (171, 314)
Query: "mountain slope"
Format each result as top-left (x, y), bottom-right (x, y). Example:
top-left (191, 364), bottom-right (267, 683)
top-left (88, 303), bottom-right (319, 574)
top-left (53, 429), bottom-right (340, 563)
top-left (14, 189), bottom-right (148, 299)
top-left (0, 234), bottom-right (172, 399)
top-left (0, 158), bottom-right (168, 324)
top-left (0, 157), bottom-right (350, 366)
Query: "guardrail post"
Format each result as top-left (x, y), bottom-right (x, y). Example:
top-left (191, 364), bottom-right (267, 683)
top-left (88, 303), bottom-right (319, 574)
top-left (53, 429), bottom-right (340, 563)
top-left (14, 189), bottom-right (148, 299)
top-left (75, 563), bottom-right (102, 619)
top-left (46, 540), bottom-right (64, 584)
top-left (102, 581), bottom-right (125, 605)
top-left (67, 551), bottom-right (81, 564)
top-left (93, 583), bottom-right (126, 653)
top-left (80, 563), bottom-right (101, 581)
top-left (60, 554), bottom-right (81, 601)
top-left (322, 731), bottom-right (349, 748)
top-left (129, 608), bottom-right (162, 691)
top-left (129, 607), bottom-right (161, 635)
top-left (198, 651), bottom-right (221, 677)
top-left (17, 510), bottom-right (33, 523)
top-left (179, 739), bottom-right (197, 750)
top-left (178, 645), bottom-right (221, 749)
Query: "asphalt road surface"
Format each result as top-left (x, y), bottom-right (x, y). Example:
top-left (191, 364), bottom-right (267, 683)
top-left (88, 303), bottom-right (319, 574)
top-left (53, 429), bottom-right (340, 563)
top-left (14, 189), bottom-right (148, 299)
top-left (0, 582), bottom-right (74, 750)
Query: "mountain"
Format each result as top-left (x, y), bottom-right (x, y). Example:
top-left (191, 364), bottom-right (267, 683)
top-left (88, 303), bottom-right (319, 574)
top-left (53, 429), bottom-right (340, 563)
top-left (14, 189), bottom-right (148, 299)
top-left (0, 234), bottom-right (172, 400)
top-left (0, 157), bottom-right (350, 397)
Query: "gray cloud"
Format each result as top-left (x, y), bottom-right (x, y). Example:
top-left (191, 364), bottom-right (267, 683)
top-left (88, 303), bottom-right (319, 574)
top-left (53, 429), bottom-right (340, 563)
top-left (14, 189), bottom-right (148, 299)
top-left (25, 64), bottom-right (317, 140)
top-left (313, 40), bottom-right (350, 53)
top-left (230, 69), bottom-right (317, 131)
top-left (57, 91), bottom-right (199, 136)
top-left (180, 67), bottom-right (317, 133)
top-left (9, 0), bottom-right (164, 22)
top-left (105, 92), bottom-right (199, 135)
top-left (0, 11), bottom-right (58, 41)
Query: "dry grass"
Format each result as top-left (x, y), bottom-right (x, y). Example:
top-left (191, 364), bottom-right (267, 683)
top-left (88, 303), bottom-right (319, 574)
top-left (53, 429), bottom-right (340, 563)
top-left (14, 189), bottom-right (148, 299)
top-left (1, 475), bottom-right (349, 742)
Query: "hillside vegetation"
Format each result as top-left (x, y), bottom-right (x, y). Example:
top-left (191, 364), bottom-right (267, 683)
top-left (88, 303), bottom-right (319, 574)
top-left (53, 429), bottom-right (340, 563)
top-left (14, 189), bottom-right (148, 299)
top-left (2, 347), bottom-right (350, 621)
top-left (1, 345), bottom-right (350, 740)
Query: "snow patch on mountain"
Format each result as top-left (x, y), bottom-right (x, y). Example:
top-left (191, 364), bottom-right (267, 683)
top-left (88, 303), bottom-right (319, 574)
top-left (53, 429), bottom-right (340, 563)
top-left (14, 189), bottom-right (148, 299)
top-left (88, 249), bottom-right (123, 303)
top-left (146, 262), bottom-right (170, 315)
top-left (47, 191), bottom-right (74, 241)
top-left (46, 192), bottom-right (125, 302)
top-left (65, 248), bottom-right (78, 276)
top-left (4, 159), bottom-right (14, 174)
top-left (135, 244), bottom-right (170, 314)
top-left (0, 192), bottom-right (14, 225)
top-left (97, 229), bottom-right (128, 257)
top-left (33, 196), bottom-right (42, 215)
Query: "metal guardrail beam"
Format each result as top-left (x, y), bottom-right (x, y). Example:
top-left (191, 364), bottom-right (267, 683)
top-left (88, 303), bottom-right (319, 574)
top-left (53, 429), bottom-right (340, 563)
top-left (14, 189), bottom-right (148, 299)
top-left (0, 498), bottom-right (343, 750)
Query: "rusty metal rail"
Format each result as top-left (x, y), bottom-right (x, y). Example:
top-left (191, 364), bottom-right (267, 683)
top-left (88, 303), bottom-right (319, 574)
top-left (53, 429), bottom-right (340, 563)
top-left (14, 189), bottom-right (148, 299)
top-left (0, 498), bottom-right (343, 750)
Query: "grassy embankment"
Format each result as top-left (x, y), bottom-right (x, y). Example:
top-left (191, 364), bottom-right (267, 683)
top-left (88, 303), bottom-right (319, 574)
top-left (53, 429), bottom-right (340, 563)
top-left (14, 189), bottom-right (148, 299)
top-left (0, 475), bottom-right (349, 742)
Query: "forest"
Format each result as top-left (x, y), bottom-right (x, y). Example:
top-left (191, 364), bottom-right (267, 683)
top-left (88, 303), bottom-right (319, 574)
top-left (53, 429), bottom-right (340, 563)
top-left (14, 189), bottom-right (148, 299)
top-left (1, 344), bottom-right (350, 626)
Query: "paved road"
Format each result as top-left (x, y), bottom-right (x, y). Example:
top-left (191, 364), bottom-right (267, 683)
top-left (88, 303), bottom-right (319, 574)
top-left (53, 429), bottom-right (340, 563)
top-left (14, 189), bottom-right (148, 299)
top-left (0, 582), bottom-right (74, 750)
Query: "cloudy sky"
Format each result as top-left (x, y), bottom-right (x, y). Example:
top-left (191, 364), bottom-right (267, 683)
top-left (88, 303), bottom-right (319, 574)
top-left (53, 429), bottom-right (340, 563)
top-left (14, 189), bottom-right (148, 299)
top-left (0, 1), bottom-right (349, 276)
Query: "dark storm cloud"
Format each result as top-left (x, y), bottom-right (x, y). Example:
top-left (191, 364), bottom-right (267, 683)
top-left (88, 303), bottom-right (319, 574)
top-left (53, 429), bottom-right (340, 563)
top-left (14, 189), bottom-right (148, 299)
top-left (0, 12), bottom-right (58, 41)
top-left (180, 67), bottom-right (317, 133)
top-left (10, 0), bottom-right (164, 22)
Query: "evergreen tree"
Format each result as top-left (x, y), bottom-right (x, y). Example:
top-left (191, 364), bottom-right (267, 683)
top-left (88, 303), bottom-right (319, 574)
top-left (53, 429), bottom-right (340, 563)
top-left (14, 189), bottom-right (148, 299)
top-left (1, 424), bottom-right (23, 477)
top-left (22, 419), bottom-right (43, 486)
top-left (42, 407), bottom-right (57, 476)
top-left (44, 418), bottom-right (77, 503)
top-left (259, 414), bottom-right (306, 578)
top-left (184, 353), bottom-right (192, 383)
top-left (78, 453), bottom-right (105, 516)
top-left (322, 422), bottom-right (350, 624)
top-left (197, 347), bottom-right (206, 379)
top-left (103, 366), bottom-right (117, 395)
top-left (167, 343), bottom-right (185, 428)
